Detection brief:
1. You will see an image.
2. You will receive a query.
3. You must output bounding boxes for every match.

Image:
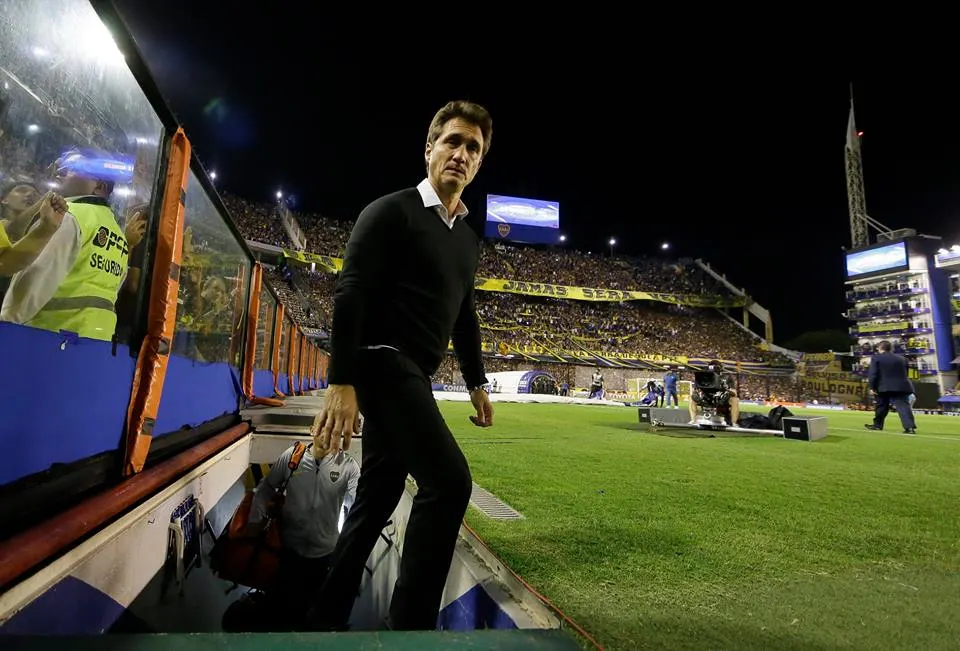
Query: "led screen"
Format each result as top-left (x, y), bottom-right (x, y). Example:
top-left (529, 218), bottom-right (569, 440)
top-left (845, 242), bottom-right (908, 278)
top-left (484, 194), bottom-right (559, 244)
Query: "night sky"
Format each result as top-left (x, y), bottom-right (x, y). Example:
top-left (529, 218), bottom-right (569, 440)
top-left (111, 2), bottom-right (960, 344)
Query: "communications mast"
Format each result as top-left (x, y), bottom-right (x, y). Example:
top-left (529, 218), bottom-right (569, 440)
top-left (845, 87), bottom-right (895, 248)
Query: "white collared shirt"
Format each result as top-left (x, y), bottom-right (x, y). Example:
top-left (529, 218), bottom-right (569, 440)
top-left (416, 178), bottom-right (468, 229)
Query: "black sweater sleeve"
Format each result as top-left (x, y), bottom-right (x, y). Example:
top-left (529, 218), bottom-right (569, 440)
top-left (451, 284), bottom-right (487, 388)
top-left (327, 199), bottom-right (397, 385)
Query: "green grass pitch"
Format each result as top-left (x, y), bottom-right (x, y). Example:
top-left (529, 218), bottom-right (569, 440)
top-left (441, 401), bottom-right (960, 651)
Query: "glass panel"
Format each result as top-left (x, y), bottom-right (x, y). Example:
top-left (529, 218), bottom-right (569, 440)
top-left (256, 287), bottom-right (275, 370)
top-left (0, 0), bottom-right (163, 345)
top-left (173, 171), bottom-right (249, 366)
top-left (279, 316), bottom-right (289, 379)
top-left (287, 322), bottom-right (298, 393)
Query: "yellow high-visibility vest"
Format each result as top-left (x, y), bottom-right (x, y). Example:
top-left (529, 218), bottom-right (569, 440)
top-left (28, 197), bottom-right (128, 341)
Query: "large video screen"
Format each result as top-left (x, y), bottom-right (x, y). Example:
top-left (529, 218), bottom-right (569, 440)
top-left (485, 194), bottom-right (560, 245)
top-left (845, 241), bottom-right (909, 279)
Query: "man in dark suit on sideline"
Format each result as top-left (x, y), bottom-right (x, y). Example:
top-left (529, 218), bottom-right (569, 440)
top-left (864, 340), bottom-right (917, 434)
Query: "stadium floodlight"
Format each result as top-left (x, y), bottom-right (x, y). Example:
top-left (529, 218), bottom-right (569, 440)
top-left (559, 234), bottom-right (567, 242)
top-left (276, 190), bottom-right (283, 199)
top-left (210, 170), bottom-right (217, 181)
top-left (609, 237), bottom-right (616, 246)
top-left (661, 242), bottom-right (670, 250)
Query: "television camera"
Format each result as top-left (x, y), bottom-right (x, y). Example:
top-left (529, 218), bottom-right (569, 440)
top-left (691, 366), bottom-right (733, 429)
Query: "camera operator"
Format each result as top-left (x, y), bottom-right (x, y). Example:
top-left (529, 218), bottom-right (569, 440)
top-left (688, 360), bottom-right (740, 425)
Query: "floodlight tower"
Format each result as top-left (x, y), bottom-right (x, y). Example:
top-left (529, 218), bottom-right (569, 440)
top-left (845, 86), bottom-right (894, 248)
top-left (845, 90), bottom-right (869, 249)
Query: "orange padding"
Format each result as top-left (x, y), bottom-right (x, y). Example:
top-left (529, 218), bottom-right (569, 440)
top-left (123, 128), bottom-right (191, 477)
top-left (271, 303), bottom-right (285, 397)
top-left (250, 396), bottom-right (284, 407)
top-left (318, 351), bottom-right (329, 387)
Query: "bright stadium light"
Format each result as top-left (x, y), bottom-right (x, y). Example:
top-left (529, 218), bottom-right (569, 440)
top-left (609, 237), bottom-right (616, 246)
top-left (559, 234), bottom-right (567, 242)
top-left (210, 170), bottom-right (217, 181)
top-left (276, 190), bottom-right (283, 199)
top-left (661, 242), bottom-right (670, 250)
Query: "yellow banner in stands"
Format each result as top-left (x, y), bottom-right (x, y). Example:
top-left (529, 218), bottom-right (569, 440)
top-left (568, 350), bottom-right (689, 365)
top-left (280, 251), bottom-right (744, 308)
top-left (451, 340), bottom-right (688, 365)
top-left (473, 277), bottom-right (745, 307)
top-left (282, 249), bottom-right (342, 273)
top-left (800, 377), bottom-right (868, 397)
top-left (858, 321), bottom-right (909, 333)
top-left (801, 352), bottom-right (836, 362)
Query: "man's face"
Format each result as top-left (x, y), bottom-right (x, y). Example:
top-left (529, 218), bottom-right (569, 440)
top-left (52, 167), bottom-right (97, 197)
top-left (2, 184), bottom-right (39, 212)
top-left (424, 117), bottom-right (484, 194)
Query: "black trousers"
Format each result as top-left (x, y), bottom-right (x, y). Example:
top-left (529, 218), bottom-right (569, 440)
top-left (221, 549), bottom-right (329, 633)
top-left (305, 350), bottom-right (473, 631)
top-left (269, 549), bottom-right (331, 630)
top-left (873, 391), bottom-right (916, 431)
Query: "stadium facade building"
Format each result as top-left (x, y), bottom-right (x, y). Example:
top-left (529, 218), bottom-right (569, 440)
top-left (844, 233), bottom-right (957, 399)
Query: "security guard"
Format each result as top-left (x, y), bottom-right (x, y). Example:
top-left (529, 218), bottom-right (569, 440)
top-left (1, 150), bottom-right (130, 341)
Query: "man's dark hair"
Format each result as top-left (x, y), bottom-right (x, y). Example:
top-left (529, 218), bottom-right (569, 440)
top-left (878, 340), bottom-right (892, 353)
top-left (0, 179), bottom-right (38, 202)
top-left (426, 100), bottom-right (493, 157)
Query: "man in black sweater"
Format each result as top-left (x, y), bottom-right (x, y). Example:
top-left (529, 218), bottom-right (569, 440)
top-left (305, 100), bottom-right (494, 631)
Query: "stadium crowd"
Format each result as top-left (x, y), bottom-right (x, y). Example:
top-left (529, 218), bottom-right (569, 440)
top-left (225, 194), bottom-right (730, 297)
top-left (221, 193), bottom-right (798, 371)
top-left (474, 293), bottom-right (788, 364)
top-left (222, 195), bottom-right (288, 248)
top-left (478, 241), bottom-right (728, 296)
